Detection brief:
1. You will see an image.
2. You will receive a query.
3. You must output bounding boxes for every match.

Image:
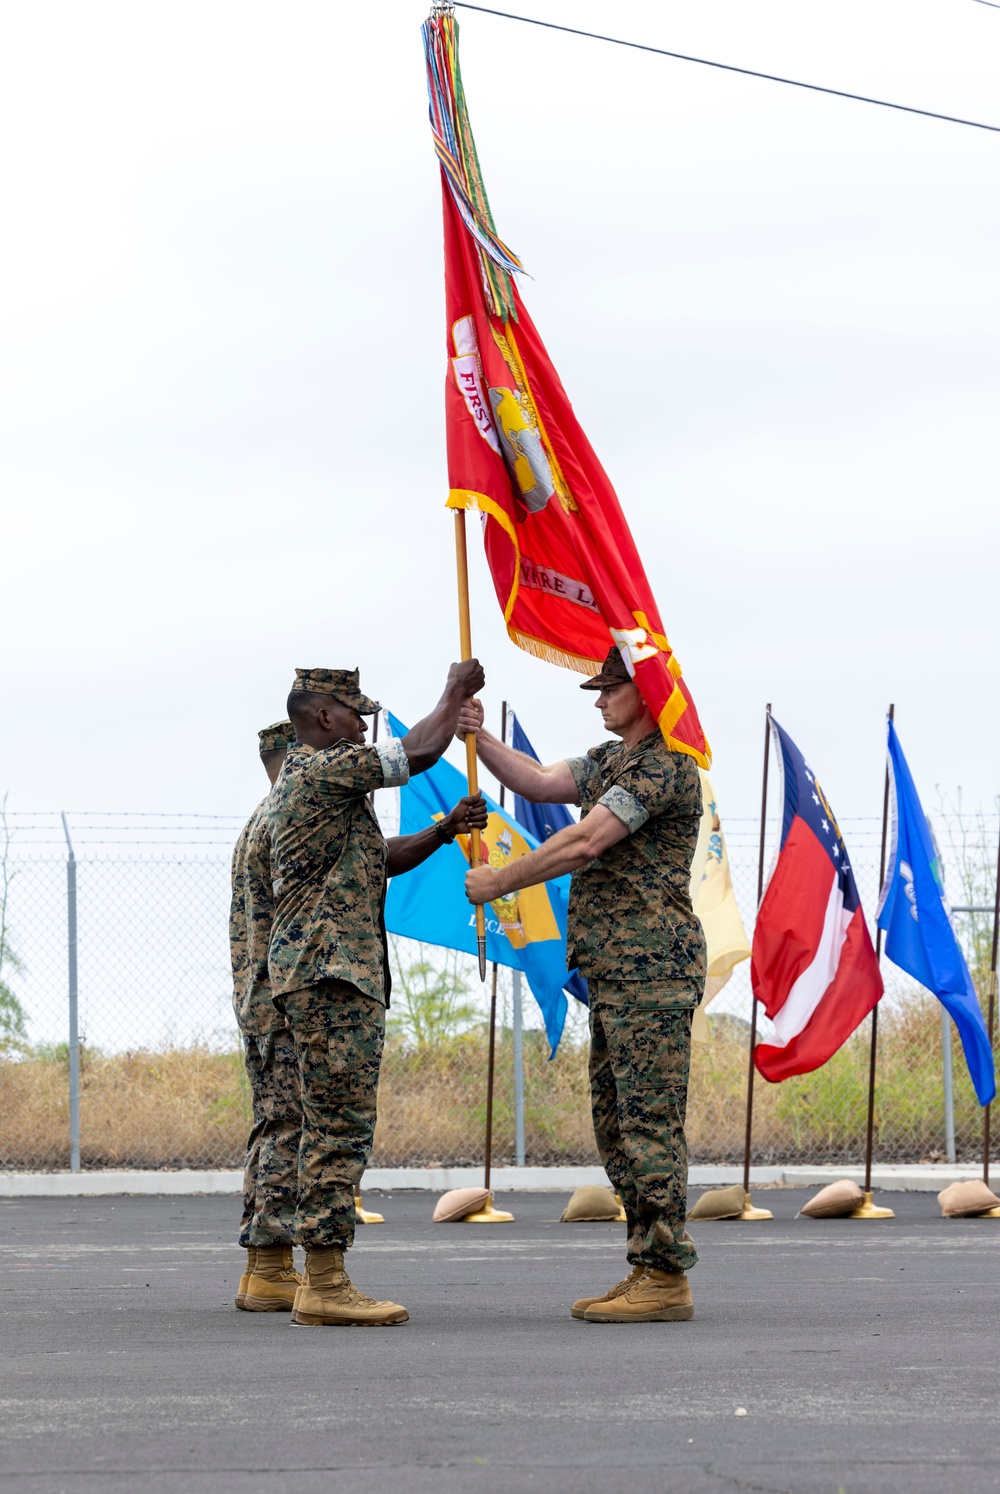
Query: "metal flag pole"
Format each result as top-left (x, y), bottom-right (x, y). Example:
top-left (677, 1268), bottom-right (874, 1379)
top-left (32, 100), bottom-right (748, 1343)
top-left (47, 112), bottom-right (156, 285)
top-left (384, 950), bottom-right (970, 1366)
top-left (981, 815), bottom-right (1000, 1192)
top-left (738, 706), bottom-right (774, 1221)
top-left (355, 711), bottom-right (386, 1226)
top-left (60, 812), bottom-right (80, 1174)
top-left (454, 510), bottom-right (488, 981)
top-left (463, 699), bottom-right (515, 1223)
top-left (849, 704), bottom-right (895, 1220)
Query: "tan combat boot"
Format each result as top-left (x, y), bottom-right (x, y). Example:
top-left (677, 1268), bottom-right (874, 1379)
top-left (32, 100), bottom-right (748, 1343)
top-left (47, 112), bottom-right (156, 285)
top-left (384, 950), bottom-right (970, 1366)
top-left (243, 1244), bottom-right (302, 1312)
top-left (235, 1246), bottom-right (257, 1310)
top-left (584, 1268), bottom-right (693, 1323)
top-left (570, 1265), bottom-right (643, 1321)
top-left (290, 1247), bottom-right (408, 1327)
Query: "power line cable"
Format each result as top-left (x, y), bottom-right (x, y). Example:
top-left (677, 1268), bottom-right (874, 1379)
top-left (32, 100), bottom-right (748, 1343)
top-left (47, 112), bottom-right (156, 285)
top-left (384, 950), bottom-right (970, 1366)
top-left (453, 2), bottom-right (1000, 135)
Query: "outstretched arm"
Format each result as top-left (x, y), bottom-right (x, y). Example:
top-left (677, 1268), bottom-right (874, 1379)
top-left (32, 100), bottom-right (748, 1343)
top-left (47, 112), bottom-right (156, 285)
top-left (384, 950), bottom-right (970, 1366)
top-left (386, 793), bottom-right (488, 877)
top-left (464, 805), bottom-right (628, 903)
top-left (456, 698), bottom-right (579, 804)
top-left (398, 660), bottom-right (486, 777)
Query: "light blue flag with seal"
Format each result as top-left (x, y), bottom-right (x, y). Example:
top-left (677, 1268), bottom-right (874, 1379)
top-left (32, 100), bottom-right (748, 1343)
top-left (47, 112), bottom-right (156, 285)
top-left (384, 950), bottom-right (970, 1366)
top-left (877, 718), bottom-right (995, 1105)
top-left (382, 713), bottom-right (571, 1055)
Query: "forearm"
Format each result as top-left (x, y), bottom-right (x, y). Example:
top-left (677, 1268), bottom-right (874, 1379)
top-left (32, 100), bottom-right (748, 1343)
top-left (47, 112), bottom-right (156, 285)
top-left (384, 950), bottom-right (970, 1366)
top-left (474, 730), bottom-right (567, 803)
top-left (487, 820), bottom-right (598, 894)
top-left (386, 827), bottom-right (446, 877)
top-left (400, 686), bottom-right (465, 775)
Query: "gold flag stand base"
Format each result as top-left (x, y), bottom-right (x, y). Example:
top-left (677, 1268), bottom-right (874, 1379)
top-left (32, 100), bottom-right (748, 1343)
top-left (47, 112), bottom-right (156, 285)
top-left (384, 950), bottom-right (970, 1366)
top-left (613, 1194), bottom-right (627, 1223)
top-left (737, 1191), bottom-right (774, 1221)
top-left (977, 1205), bottom-right (1000, 1217)
top-left (461, 1196), bottom-right (515, 1223)
top-left (847, 1190), bottom-right (895, 1219)
top-left (354, 1192), bottom-right (384, 1225)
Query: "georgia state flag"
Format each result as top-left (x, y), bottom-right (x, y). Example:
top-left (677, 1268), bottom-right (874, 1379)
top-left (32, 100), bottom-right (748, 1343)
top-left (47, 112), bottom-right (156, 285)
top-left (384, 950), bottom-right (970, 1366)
top-left (752, 718), bottom-right (883, 1081)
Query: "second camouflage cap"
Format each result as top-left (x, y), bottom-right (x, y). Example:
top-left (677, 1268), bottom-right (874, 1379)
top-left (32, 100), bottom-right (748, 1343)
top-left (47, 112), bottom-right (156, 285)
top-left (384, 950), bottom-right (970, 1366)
top-left (258, 720), bottom-right (294, 754)
top-left (579, 645), bottom-right (632, 691)
top-left (292, 667), bottom-right (380, 715)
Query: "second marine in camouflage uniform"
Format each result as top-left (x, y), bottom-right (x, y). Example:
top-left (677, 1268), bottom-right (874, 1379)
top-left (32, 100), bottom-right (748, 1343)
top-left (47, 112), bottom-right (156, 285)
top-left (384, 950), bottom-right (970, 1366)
top-left (229, 720), bottom-right (303, 1312)
top-left (461, 645), bottom-right (706, 1324)
top-left (268, 659), bottom-right (486, 1327)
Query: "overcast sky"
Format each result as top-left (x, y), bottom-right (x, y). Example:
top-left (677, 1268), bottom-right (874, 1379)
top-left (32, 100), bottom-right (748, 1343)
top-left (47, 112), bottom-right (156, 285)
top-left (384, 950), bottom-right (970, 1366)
top-left (2, 0), bottom-right (998, 832)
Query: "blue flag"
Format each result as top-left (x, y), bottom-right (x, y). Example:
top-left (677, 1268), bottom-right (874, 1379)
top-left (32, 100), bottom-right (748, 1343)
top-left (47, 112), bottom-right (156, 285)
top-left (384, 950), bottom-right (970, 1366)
top-left (877, 718), bottom-right (995, 1106)
top-left (511, 713), bottom-right (589, 1009)
top-left (383, 713), bottom-right (571, 1055)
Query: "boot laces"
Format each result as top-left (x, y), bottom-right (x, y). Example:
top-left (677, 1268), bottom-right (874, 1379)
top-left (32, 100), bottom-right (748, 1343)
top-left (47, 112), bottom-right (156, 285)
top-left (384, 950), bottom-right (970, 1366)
top-left (339, 1275), bottom-right (382, 1309)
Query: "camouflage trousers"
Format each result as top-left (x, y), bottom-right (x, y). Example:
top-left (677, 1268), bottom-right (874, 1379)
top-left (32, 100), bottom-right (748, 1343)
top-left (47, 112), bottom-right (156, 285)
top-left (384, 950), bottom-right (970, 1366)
top-left (282, 978), bottom-right (385, 1252)
top-left (239, 1028), bottom-right (301, 1248)
top-left (588, 978), bottom-right (700, 1275)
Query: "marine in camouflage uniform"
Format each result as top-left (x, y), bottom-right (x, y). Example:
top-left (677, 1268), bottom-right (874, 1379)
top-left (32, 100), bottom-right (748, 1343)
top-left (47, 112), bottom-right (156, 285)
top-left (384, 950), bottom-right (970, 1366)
top-left (462, 646), bottom-right (706, 1322)
top-left (564, 725), bottom-right (705, 1281)
top-left (268, 661), bottom-right (486, 1326)
top-left (229, 719), bottom-right (303, 1310)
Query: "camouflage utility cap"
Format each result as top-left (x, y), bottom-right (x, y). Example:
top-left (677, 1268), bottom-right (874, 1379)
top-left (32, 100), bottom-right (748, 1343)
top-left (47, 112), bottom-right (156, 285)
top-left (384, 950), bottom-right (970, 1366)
top-left (258, 720), bottom-right (294, 754)
top-left (580, 646), bottom-right (632, 692)
top-left (293, 667), bottom-right (379, 715)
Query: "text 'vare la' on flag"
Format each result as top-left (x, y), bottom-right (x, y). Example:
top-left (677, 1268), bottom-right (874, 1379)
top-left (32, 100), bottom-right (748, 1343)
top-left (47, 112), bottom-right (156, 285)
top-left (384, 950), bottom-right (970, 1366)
top-left (751, 719), bottom-right (883, 1082)
top-left (877, 719), bottom-right (995, 1106)
top-left (381, 713), bottom-right (576, 1056)
top-left (422, 11), bottom-right (710, 769)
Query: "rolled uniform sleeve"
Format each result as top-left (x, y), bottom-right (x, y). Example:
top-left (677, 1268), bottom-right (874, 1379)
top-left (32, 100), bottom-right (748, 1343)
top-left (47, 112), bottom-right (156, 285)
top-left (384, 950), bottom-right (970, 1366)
top-left (305, 740), bottom-right (406, 797)
top-left (565, 754), bottom-right (600, 805)
top-left (598, 753), bottom-right (679, 833)
top-left (598, 784), bottom-right (649, 833)
top-left (375, 738), bottom-right (410, 789)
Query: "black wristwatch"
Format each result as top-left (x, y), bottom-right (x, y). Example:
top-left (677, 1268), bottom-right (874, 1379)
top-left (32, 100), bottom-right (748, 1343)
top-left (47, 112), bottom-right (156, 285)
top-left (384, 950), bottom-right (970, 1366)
top-left (434, 819), bottom-right (455, 845)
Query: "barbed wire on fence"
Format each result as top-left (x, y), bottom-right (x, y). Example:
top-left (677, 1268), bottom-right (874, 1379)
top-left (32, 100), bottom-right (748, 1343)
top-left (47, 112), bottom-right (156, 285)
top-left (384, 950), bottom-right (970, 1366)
top-left (0, 807), bottom-right (996, 1172)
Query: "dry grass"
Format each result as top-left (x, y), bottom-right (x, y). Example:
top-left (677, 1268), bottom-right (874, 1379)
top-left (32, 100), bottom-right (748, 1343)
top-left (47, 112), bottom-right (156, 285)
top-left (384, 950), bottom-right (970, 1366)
top-left (0, 990), bottom-right (984, 1170)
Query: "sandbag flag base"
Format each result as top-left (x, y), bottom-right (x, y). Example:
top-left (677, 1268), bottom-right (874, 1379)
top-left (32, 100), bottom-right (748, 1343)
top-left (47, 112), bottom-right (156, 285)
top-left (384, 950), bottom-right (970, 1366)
top-left (461, 1196), bottom-right (514, 1223)
top-left (738, 1195), bottom-right (774, 1221)
top-left (355, 1192), bottom-right (384, 1225)
top-left (847, 1190), bottom-right (894, 1220)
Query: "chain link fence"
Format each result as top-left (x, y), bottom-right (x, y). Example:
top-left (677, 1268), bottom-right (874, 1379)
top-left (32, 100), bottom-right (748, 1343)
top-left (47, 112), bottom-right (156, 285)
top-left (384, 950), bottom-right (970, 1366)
top-left (0, 807), bottom-right (996, 1173)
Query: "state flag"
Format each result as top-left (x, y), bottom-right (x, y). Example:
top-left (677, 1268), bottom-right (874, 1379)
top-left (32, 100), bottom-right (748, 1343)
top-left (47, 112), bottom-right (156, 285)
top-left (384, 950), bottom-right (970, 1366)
top-left (752, 719), bottom-right (883, 1081)
top-left (877, 718), bottom-right (995, 1106)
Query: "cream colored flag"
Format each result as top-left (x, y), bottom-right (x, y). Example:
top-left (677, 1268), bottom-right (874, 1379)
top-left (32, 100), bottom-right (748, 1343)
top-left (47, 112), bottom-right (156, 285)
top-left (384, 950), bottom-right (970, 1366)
top-left (689, 772), bottom-right (752, 1043)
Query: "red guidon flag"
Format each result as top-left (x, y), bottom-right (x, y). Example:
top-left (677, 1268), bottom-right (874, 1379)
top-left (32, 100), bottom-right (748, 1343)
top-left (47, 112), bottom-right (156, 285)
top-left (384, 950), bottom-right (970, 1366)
top-left (422, 12), bottom-right (710, 768)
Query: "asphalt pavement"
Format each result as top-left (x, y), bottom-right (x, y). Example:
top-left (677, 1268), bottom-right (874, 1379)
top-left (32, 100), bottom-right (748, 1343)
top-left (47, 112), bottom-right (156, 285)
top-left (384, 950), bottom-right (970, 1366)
top-left (2, 1188), bottom-right (1000, 1494)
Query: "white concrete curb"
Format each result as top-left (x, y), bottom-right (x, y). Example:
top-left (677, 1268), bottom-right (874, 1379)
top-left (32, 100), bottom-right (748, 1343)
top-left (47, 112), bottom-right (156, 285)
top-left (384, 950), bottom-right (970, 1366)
top-left (0, 1163), bottom-right (981, 1197)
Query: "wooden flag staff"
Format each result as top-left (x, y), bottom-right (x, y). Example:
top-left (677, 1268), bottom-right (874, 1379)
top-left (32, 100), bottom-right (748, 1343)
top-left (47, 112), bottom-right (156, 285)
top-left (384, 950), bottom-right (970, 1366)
top-left (354, 710), bottom-right (386, 1227)
top-left (738, 704), bottom-right (774, 1222)
top-left (462, 698), bottom-right (515, 1223)
top-left (848, 703), bottom-right (895, 1220)
top-left (979, 816), bottom-right (1000, 1204)
top-left (454, 510), bottom-right (488, 982)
